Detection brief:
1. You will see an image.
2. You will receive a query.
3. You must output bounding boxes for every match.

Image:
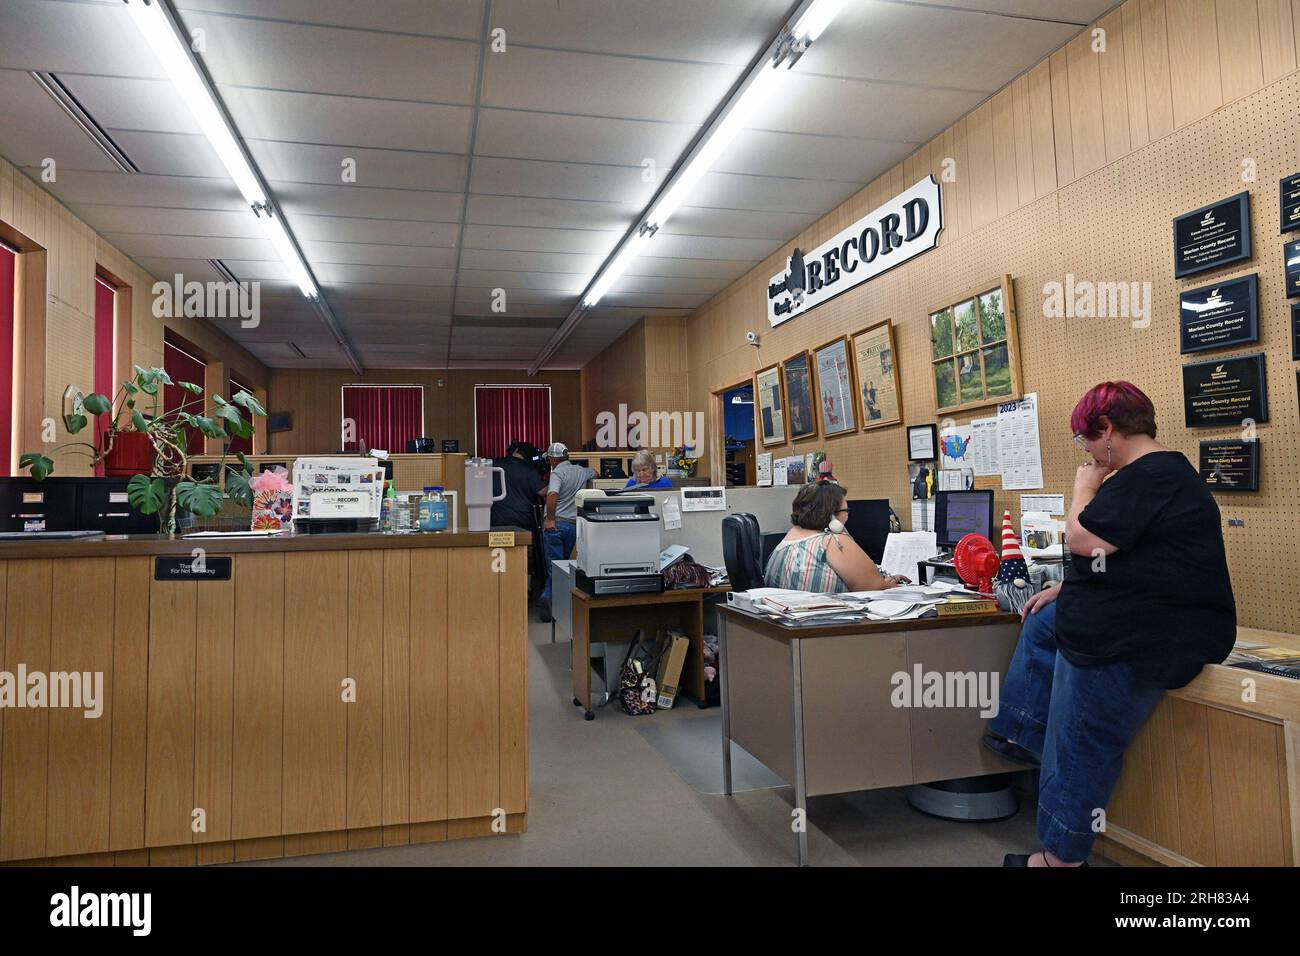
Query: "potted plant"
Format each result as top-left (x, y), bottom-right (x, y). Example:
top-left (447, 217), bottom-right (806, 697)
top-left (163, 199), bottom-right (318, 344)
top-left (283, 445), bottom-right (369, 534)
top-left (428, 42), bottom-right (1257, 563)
top-left (21, 365), bottom-right (267, 534)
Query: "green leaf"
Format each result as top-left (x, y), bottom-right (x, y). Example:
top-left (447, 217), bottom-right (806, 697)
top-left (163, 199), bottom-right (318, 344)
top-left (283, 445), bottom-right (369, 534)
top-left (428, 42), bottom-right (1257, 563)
top-left (225, 416), bottom-right (253, 439)
top-left (124, 381), bottom-right (138, 396)
top-left (231, 390), bottom-right (267, 417)
top-left (20, 453), bottom-right (54, 481)
top-left (178, 381), bottom-right (204, 394)
top-left (127, 474), bottom-right (167, 515)
top-left (131, 409), bottom-right (147, 433)
top-left (139, 379), bottom-right (158, 396)
top-left (154, 368), bottom-right (173, 386)
top-left (236, 451), bottom-right (249, 470)
top-left (211, 393), bottom-right (227, 406)
top-left (64, 414), bottom-right (88, 434)
top-left (82, 393), bottom-right (112, 415)
top-left (176, 480), bottom-right (223, 518)
top-left (189, 415), bottom-right (226, 439)
top-left (224, 468), bottom-right (254, 508)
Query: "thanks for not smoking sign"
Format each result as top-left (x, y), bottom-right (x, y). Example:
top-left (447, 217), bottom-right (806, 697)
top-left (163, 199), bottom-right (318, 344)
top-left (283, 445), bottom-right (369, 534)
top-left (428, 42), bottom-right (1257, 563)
top-left (767, 175), bottom-right (943, 327)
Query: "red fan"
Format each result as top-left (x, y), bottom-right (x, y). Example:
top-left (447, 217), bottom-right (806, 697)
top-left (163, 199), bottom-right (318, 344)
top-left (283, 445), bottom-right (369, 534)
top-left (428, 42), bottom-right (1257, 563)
top-left (953, 534), bottom-right (1001, 594)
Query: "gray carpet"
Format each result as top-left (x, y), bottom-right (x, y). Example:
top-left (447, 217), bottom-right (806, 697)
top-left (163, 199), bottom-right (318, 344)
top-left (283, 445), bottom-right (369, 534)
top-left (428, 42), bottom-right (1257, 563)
top-left (635, 714), bottom-right (787, 795)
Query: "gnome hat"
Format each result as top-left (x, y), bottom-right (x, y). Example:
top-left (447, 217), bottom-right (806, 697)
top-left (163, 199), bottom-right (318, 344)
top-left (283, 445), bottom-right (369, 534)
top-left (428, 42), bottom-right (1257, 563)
top-left (996, 509), bottom-right (1030, 587)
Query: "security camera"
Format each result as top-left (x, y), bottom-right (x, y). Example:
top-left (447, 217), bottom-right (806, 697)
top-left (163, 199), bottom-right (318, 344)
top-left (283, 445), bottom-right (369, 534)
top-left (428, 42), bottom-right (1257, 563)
top-left (745, 330), bottom-right (760, 347)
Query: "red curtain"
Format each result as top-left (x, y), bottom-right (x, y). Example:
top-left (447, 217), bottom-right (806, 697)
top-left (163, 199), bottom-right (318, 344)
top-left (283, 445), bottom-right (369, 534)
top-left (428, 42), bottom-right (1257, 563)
top-left (0, 245), bottom-right (14, 477)
top-left (342, 385), bottom-right (423, 453)
top-left (228, 377), bottom-right (254, 457)
top-left (163, 341), bottom-right (206, 454)
top-left (474, 386), bottom-right (551, 459)
top-left (93, 278), bottom-right (115, 475)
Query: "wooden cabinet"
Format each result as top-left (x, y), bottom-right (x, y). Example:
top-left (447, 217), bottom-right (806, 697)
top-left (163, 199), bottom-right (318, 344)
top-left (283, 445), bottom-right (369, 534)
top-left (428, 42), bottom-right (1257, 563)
top-left (0, 534), bottom-right (528, 865)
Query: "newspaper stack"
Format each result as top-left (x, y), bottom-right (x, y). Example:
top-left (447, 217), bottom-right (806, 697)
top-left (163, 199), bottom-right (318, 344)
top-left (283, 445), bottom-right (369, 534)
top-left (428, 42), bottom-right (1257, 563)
top-left (291, 457), bottom-right (385, 521)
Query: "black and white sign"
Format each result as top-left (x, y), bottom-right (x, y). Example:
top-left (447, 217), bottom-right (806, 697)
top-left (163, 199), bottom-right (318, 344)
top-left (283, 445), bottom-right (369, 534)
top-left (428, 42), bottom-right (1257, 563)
top-left (1181, 352), bottom-right (1269, 428)
top-left (1285, 239), bottom-right (1300, 298)
top-left (907, 424), bottom-right (938, 462)
top-left (1292, 303), bottom-right (1300, 360)
top-left (1199, 439), bottom-right (1259, 492)
top-left (767, 175), bottom-right (943, 327)
top-left (154, 556), bottom-right (232, 581)
top-left (1281, 172), bottom-right (1300, 233)
top-left (1173, 191), bottom-right (1252, 278)
top-left (1179, 273), bottom-right (1259, 353)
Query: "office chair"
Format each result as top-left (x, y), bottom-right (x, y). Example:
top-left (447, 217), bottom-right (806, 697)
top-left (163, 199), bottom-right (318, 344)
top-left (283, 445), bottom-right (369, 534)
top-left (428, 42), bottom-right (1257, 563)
top-left (760, 532), bottom-right (785, 577)
top-left (721, 513), bottom-right (765, 591)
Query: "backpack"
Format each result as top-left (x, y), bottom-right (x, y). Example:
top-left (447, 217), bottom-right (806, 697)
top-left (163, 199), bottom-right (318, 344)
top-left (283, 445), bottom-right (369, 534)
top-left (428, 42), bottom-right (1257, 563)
top-left (617, 629), bottom-right (667, 716)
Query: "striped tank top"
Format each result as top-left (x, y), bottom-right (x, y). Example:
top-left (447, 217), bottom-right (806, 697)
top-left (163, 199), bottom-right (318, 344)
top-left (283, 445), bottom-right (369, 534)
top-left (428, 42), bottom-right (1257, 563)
top-left (763, 533), bottom-right (848, 593)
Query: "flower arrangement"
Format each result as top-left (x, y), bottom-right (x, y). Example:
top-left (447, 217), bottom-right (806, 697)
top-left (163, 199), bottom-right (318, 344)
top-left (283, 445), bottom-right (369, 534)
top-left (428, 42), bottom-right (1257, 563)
top-left (249, 466), bottom-right (294, 531)
top-left (668, 444), bottom-right (698, 477)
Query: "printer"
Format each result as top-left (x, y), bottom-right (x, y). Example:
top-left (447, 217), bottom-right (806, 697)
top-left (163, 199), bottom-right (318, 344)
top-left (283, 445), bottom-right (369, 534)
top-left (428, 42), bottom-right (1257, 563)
top-left (574, 490), bottom-right (663, 595)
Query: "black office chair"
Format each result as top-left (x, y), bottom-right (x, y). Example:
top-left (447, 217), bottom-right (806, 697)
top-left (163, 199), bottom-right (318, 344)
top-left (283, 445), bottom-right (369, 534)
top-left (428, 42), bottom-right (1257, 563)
top-left (721, 513), bottom-right (765, 591)
top-left (760, 532), bottom-right (785, 577)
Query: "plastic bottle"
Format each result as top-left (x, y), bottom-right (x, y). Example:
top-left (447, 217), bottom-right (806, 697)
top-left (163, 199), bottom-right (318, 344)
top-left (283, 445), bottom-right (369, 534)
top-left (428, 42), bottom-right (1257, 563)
top-left (418, 486), bottom-right (449, 532)
top-left (380, 481), bottom-right (398, 532)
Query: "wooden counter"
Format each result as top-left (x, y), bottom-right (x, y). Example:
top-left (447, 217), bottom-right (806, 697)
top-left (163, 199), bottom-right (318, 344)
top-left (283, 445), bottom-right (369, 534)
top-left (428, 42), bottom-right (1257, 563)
top-left (0, 530), bottom-right (528, 865)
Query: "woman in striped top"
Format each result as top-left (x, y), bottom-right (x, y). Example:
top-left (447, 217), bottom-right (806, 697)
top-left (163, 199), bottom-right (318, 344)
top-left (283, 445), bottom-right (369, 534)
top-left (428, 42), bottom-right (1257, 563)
top-left (764, 482), bottom-right (907, 593)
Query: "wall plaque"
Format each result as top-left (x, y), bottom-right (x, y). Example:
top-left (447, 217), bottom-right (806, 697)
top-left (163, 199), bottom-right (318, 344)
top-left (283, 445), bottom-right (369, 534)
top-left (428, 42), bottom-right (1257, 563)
top-left (1173, 191), bottom-right (1251, 278)
top-left (154, 556), bottom-right (232, 581)
top-left (1199, 439), bottom-right (1259, 492)
top-left (1281, 172), bottom-right (1300, 233)
top-left (1181, 352), bottom-right (1268, 427)
top-left (1285, 238), bottom-right (1300, 298)
top-left (1179, 273), bottom-right (1258, 353)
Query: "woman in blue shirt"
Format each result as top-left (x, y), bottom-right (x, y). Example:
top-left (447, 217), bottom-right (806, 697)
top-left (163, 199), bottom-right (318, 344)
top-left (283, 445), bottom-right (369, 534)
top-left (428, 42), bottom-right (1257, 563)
top-left (625, 450), bottom-right (672, 489)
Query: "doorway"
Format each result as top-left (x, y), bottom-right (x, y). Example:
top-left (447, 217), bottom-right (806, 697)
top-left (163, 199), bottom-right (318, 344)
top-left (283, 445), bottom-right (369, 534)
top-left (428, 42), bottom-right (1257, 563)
top-left (721, 382), bottom-right (755, 486)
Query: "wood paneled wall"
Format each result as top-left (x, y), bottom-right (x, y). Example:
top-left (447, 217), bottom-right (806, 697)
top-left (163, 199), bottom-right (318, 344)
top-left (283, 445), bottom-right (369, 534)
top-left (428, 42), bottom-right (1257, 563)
top-left (267, 368), bottom-right (582, 455)
top-left (579, 316), bottom-right (689, 447)
top-left (0, 155), bottom-right (269, 476)
top-left (661, 0), bottom-right (1300, 633)
top-left (0, 542), bottom-right (528, 864)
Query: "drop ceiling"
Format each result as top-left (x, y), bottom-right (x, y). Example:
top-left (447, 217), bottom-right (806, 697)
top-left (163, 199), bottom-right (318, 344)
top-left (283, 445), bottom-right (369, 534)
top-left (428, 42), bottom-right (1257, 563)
top-left (0, 0), bottom-right (1113, 370)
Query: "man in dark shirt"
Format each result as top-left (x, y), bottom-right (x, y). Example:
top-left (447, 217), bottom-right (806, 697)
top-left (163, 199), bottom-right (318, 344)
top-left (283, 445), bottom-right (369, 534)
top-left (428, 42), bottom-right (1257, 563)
top-left (491, 441), bottom-right (546, 531)
top-left (988, 382), bottom-right (1235, 869)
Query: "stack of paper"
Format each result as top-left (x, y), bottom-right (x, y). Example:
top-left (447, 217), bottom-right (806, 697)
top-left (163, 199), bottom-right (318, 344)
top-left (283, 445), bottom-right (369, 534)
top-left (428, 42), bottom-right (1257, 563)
top-left (291, 457), bottom-right (385, 521)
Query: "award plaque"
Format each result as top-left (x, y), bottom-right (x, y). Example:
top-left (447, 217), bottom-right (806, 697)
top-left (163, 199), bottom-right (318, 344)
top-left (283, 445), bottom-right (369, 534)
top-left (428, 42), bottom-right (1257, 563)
top-left (1179, 274), bottom-right (1259, 353)
top-left (1282, 172), bottom-right (1300, 233)
top-left (1285, 239), bottom-right (1300, 298)
top-left (1292, 303), bottom-right (1300, 360)
top-left (1181, 352), bottom-right (1268, 427)
top-left (1173, 191), bottom-right (1251, 278)
top-left (1199, 439), bottom-right (1259, 492)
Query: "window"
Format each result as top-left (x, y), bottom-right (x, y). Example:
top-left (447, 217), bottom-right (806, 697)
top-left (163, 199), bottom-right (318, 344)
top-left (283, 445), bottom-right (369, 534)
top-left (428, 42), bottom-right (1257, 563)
top-left (474, 385), bottom-right (551, 459)
top-left (163, 340), bottom-right (206, 454)
top-left (0, 243), bottom-right (14, 476)
top-left (228, 376), bottom-right (255, 456)
top-left (929, 275), bottom-right (1020, 414)
top-left (341, 384), bottom-right (423, 453)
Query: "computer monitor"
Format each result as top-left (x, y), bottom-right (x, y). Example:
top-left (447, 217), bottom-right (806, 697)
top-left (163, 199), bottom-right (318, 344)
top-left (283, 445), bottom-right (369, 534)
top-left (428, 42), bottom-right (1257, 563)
top-left (599, 458), bottom-right (627, 479)
top-left (935, 490), bottom-right (995, 549)
top-left (844, 499), bottom-right (891, 563)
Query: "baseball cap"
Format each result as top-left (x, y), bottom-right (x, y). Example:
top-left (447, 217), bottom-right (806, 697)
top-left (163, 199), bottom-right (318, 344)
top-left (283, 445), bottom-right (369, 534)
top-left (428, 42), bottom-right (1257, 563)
top-left (544, 442), bottom-right (568, 458)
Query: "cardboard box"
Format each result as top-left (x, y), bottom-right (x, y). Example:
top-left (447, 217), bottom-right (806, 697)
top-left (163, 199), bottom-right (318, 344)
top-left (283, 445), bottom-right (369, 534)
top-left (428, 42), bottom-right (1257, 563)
top-left (655, 633), bottom-right (690, 709)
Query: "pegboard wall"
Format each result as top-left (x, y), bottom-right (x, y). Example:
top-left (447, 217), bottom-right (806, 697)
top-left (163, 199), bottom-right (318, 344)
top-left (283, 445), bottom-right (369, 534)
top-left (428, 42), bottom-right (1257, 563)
top-left (686, 70), bottom-right (1300, 634)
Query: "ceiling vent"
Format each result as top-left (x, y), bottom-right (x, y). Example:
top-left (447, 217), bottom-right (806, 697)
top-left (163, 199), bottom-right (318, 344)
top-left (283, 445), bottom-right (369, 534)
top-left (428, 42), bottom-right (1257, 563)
top-left (30, 72), bottom-right (139, 174)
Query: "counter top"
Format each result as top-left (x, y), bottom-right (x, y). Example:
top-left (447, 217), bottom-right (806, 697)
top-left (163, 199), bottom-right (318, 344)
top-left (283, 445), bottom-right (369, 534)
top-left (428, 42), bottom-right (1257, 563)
top-left (719, 603), bottom-right (1023, 641)
top-left (0, 527), bottom-right (529, 559)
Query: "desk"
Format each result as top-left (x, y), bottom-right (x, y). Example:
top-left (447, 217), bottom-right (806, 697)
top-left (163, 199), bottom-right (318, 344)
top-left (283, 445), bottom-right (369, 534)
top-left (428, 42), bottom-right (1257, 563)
top-left (570, 586), bottom-right (728, 719)
top-left (718, 605), bottom-right (1024, 866)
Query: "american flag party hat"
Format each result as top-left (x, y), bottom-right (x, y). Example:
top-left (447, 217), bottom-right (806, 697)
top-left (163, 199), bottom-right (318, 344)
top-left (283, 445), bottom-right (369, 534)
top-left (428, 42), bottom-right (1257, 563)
top-left (996, 509), bottom-right (1029, 585)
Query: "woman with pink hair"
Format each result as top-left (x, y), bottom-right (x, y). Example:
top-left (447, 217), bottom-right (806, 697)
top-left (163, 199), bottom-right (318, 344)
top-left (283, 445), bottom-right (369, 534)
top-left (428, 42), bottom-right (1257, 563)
top-left (988, 381), bottom-right (1235, 867)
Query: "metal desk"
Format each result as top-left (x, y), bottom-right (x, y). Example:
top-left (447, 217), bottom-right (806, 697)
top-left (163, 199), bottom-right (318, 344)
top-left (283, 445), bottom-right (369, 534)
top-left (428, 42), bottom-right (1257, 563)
top-left (718, 605), bottom-right (1024, 866)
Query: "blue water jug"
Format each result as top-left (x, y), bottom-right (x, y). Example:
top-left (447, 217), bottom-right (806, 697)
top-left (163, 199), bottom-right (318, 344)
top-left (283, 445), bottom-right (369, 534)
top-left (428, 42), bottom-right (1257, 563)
top-left (418, 486), bottom-right (449, 532)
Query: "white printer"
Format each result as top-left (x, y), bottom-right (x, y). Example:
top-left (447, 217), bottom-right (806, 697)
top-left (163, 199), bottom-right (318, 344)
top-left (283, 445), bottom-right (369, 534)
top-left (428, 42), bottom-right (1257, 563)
top-left (574, 490), bottom-right (662, 595)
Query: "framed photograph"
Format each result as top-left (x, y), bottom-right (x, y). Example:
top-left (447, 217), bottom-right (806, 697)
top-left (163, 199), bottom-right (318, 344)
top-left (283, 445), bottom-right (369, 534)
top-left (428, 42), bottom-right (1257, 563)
top-left (928, 275), bottom-right (1022, 415)
top-left (781, 350), bottom-right (818, 441)
top-left (907, 423), bottom-right (938, 461)
top-left (812, 336), bottom-right (858, 437)
top-left (754, 363), bottom-right (787, 447)
top-left (1173, 191), bottom-right (1252, 278)
top-left (1178, 273), bottom-right (1259, 353)
top-left (850, 319), bottom-right (902, 431)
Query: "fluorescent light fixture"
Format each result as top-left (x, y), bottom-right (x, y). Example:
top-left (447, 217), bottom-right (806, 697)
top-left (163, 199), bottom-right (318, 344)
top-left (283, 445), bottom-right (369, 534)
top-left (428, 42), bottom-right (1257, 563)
top-left (793, 0), bottom-right (848, 42)
top-left (124, 0), bottom-right (265, 206)
top-left (256, 208), bottom-right (316, 297)
top-left (576, 0), bottom-right (847, 311)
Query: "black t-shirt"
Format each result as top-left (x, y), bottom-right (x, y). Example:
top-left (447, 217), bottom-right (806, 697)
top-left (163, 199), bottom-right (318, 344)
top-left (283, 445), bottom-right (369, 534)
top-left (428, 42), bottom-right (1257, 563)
top-left (491, 456), bottom-right (546, 530)
top-left (1055, 451), bottom-right (1236, 689)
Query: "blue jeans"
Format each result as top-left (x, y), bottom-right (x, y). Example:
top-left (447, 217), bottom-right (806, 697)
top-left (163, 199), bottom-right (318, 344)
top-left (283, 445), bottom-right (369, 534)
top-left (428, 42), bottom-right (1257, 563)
top-left (540, 520), bottom-right (576, 602)
top-left (990, 602), bottom-right (1165, 863)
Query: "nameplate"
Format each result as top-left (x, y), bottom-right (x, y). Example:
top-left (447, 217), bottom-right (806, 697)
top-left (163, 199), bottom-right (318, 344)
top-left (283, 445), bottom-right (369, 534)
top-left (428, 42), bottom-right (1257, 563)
top-left (154, 556), bottom-right (232, 581)
top-left (488, 531), bottom-right (515, 547)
